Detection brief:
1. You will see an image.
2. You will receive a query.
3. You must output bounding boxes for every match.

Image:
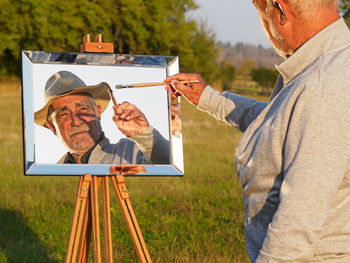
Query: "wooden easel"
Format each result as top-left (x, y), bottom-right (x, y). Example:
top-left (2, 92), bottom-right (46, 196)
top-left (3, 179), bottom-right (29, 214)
top-left (65, 35), bottom-right (152, 263)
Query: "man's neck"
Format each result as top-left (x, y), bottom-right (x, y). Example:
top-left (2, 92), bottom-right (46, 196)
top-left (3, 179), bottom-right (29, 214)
top-left (70, 133), bottom-right (104, 164)
top-left (292, 10), bottom-right (340, 52)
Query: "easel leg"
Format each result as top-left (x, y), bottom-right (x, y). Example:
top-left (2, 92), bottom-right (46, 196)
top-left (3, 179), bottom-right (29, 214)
top-left (66, 174), bottom-right (152, 263)
top-left (110, 175), bottom-right (152, 263)
top-left (102, 176), bottom-right (113, 263)
top-left (65, 174), bottom-right (92, 263)
top-left (77, 207), bottom-right (91, 263)
top-left (90, 176), bottom-right (101, 262)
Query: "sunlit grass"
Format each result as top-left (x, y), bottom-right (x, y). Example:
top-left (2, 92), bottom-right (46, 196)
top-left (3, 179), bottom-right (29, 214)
top-left (0, 79), bottom-right (268, 262)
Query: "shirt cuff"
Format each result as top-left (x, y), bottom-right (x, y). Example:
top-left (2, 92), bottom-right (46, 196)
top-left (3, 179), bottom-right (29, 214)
top-left (129, 126), bottom-right (154, 160)
top-left (197, 85), bottom-right (219, 112)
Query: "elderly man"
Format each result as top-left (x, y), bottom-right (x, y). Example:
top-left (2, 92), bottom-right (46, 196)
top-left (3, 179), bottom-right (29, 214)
top-left (165, 0), bottom-right (350, 262)
top-left (35, 70), bottom-right (169, 164)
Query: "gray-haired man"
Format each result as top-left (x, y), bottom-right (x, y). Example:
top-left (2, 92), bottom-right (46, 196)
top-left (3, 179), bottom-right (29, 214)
top-left (165, 1), bottom-right (350, 262)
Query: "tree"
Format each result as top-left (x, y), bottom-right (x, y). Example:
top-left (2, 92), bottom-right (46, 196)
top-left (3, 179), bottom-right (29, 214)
top-left (251, 67), bottom-right (279, 95)
top-left (218, 60), bottom-right (236, 91)
top-left (0, 0), bottom-right (219, 81)
top-left (0, 0), bottom-right (113, 74)
top-left (236, 59), bottom-right (257, 77)
top-left (339, 0), bottom-right (350, 27)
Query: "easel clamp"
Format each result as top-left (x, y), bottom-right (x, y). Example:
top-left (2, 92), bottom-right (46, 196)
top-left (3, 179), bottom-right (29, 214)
top-left (116, 175), bottom-right (129, 199)
top-left (80, 174), bottom-right (92, 198)
top-left (80, 34), bottom-right (114, 53)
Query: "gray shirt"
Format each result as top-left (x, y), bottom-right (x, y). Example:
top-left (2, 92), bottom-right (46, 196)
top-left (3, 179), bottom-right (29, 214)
top-left (197, 18), bottom-right (350, 262)
top-left (58, 126), bottom-right (170, 164)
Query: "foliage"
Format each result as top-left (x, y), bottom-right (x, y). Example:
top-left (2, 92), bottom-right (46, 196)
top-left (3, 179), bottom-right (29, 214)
top-left (236, 59), bottom-right (257, 77)
top-left (218, 60), bottom-right (236, 91)
top-left (339, 0), bottom-right (350, 27)
top-left (251, 67), bottom-right (279, 94)
top-left (0, 0), bottom-right (219, 81)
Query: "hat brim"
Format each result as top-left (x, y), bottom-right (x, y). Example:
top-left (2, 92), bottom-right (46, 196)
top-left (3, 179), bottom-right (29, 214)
top-left (34, 82), bottom-right (111, 127)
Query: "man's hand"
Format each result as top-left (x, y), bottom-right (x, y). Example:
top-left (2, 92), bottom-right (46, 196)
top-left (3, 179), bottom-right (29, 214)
top-left (164, 73), bottom-right (208, 105)
top-left (113, 102), bottom-right (149, 137)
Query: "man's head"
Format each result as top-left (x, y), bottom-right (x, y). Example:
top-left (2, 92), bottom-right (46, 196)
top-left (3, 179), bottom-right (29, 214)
top-left (34, 71), bottom-right (111, 155)
top-left (252, 0), bottom-right (339, 58)
top-left (46, 93), bottom-right (103, 154)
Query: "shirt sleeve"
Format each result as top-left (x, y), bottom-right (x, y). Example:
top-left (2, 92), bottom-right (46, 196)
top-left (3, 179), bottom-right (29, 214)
top-left (256, 82), bottom-right (350, 262)
top-left (129, 126), bottom-right (170, 164)
top-left (197, 86), bottom-right (267, 132)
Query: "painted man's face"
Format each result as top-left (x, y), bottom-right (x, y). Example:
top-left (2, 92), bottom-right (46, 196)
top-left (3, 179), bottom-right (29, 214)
top-left (47, 93), bottom-right (102, 154)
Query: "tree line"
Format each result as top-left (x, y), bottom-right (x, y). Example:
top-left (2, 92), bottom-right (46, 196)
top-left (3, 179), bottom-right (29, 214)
top-left (0, 0), bottom-right (220, 82)
top-left (0, 0), bottom-right (349, 88)
top-left (217, 42), bottom-right (283, 69)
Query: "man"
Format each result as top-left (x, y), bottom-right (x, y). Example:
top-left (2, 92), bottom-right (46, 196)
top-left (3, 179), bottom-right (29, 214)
top-left (165, 0), bottom-right (350, 262)
top-left (35, 70), bottom-right (169, 164)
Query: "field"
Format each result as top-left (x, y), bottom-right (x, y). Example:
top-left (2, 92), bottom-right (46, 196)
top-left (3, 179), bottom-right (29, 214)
top-left (0, 78), bottom-right (268, 263)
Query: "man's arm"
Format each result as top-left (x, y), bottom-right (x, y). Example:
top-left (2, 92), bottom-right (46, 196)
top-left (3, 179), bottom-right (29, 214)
top-left (197, 86), bottom-right (267, 132)
top-left (129, 126), bottom-right (170, 164)
top-left (165, 73), bottom-right (267, 132)
top-left (256, 83), bottom-right (350, 262)
top-left (113, 101), bottom-right (169, 164)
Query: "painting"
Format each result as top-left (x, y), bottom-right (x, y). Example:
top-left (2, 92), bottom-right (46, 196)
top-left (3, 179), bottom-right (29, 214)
top-left (21, 51), bottom-right (183, 176)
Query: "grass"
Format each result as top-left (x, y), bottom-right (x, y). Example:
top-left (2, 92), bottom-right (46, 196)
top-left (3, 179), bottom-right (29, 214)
top-left (0, 78), bottom-right (268, 262)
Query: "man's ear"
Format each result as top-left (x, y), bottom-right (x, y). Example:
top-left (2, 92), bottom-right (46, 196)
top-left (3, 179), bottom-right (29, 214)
top-left (46, 120), bottom-right (57, 135)
top-left (273, 0), bottom-right (287, 25)
top-left (96, 105), bottom-right (102, 119)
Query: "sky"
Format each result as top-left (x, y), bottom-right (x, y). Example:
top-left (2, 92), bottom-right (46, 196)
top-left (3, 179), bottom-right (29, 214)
top-left (190, 0), bottom-right (273, 48)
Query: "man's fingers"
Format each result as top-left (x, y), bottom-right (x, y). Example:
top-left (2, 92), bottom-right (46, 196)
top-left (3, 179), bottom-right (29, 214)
top-left (170, 80), bottom-right (191, 96)
top-left (116, 101), bottom-right (134, 112)
top-left (114, 102), bottom-right (141, 117)
top-left (112, 101), bottom-right (149, 137)
top-left (164, 73), bottom-right (199, 97)
top-left (113, 105), bottom-right (146, 122)
top-left (125, 110), bottom-right (144, 121)
top-left (164, 73), bottom-right (187, 83)
top-left (116, 109), bottom-right (133, 120)
top-left (164, 73), bottom-right (198, 83)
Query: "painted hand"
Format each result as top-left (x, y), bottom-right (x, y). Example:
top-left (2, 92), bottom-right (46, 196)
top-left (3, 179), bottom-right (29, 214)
top-left (112, 102), bottom-right (149, 137)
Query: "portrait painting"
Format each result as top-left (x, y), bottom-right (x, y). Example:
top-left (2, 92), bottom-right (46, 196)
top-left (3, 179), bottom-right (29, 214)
top-left (21, 51), bottom-right (183, 176)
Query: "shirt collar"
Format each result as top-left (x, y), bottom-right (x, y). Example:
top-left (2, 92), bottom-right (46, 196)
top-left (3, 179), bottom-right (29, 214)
top-left (276, 18), bottom-right (350, 85)
top-left (63, 134), bottom-right (107, 164)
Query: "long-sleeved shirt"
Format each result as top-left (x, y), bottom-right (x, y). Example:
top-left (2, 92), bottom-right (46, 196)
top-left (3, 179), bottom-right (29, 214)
top-left (197, 18), bottom-right (350, 262)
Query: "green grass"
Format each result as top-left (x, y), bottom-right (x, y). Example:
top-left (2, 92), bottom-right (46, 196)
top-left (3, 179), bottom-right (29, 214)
top-left (0, 79), bottom-right (268, 262)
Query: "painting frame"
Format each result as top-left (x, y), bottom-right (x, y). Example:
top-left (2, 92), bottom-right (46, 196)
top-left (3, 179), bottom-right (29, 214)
top-left (21, 51), bottom-right (184, 176)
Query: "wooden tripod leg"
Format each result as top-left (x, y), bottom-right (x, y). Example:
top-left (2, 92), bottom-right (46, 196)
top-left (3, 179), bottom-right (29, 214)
top-left (102, 177), bottom-right (113, 263)
top-left (90, 176), bottom-right (101, 263)
top-left (65, 174), bottom-right (92, 263)
top-left (77, 197), bottom-right (91, 263)
top-left (110, 175), bottom-right (152, 263)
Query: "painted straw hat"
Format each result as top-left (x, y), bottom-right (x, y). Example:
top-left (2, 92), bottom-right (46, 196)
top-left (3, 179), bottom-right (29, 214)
top-left (34, 70), bottom-right (110, 127)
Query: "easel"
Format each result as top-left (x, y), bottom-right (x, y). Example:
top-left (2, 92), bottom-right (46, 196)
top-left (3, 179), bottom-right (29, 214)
top-left (65, 34), bottom-right (152, 263)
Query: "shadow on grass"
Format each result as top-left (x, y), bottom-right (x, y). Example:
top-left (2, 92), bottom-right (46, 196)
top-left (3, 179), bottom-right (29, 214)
top-left (0, 209), bottom-right (58, 263)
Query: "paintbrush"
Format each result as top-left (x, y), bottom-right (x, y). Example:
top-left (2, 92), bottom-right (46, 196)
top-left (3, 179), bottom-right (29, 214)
top-left (115, 80), bottom-right (199, 89)
top-left (107, 86), bottom-right (118, 108)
